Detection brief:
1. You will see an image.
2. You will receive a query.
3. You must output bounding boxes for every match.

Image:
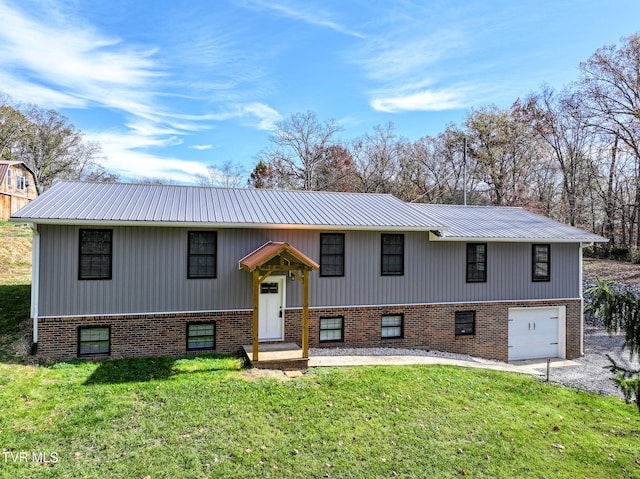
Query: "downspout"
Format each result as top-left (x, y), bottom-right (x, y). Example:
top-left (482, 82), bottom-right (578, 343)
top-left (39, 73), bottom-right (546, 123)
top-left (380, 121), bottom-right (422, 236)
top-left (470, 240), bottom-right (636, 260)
top-left (579, 243), bottom-right (584, 356)
top-left (30, 223), bottom-right (39, 354)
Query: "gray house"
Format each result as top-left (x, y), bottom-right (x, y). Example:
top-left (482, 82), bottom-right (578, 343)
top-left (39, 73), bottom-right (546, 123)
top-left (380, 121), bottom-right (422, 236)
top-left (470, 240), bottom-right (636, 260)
top-left (11, 181), bottom-right (606, 363)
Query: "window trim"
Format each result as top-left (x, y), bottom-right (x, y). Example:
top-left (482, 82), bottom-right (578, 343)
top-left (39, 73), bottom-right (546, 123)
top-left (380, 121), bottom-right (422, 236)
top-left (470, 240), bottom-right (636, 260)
top-left (187, 231), bottom-right (217, 279)
top-left (319, 233), bottom-right (345, 277)
top-left (381, 233), bottom-right (404, 276)
top-left (78, 326), bottom-right (111, 357)
top-left (381, 314), bottom-right (404, 339)
top-left (319, 316), bottom-right (344, 343)
top-left (6, 168), bottom-right (11, 186)
top-left (455, 311), bottom-right (476, 337)
top-left (186, 322), bottom-right (216, 351)
top-left (78, 229), bottom-right (113, 281)
top-left (466, 243), bottom-right (487, 283)
top-left (532, 244), bottom-right (551, 282)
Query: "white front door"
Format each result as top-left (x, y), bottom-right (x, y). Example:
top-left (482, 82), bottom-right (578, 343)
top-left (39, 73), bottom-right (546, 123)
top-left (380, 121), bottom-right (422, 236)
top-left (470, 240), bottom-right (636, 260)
top-left (259, 276), bottom-right (285, 341)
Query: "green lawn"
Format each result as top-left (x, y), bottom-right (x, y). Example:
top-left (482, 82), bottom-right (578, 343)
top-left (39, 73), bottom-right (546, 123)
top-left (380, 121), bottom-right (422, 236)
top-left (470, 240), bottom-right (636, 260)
top-left (0, 356), bottom-right (638, 478)
top-left (0, 221), bottom-right (31, 362)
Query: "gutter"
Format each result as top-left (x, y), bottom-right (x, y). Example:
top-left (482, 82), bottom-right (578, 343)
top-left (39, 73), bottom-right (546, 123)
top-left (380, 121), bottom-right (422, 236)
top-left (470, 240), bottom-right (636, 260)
top-left (29, 223), bottom-right (39, 354)
top-left (579, 243), bottom-right (584, 356)
top-left (12, 218), bottom-right (448, 233)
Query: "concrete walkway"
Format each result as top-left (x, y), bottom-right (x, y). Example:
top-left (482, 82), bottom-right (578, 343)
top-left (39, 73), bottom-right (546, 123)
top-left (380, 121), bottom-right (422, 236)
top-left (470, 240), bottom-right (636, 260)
top-left (308, 354), bottom-right (580, 376)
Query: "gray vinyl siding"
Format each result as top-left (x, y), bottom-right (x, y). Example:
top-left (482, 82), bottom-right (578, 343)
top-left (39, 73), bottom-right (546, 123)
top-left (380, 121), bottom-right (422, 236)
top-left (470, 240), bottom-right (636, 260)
top-left (37, 225), bottom-right (581, 317)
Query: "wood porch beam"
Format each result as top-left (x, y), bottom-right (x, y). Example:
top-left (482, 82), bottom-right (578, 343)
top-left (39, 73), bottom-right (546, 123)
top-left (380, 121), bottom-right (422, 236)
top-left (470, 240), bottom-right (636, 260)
top-left (302, 269), bottom-right (309, 359)
top-left (252, 269), bottom-right (259, 361)
top-left (258, 270), bottom-right (273, 284)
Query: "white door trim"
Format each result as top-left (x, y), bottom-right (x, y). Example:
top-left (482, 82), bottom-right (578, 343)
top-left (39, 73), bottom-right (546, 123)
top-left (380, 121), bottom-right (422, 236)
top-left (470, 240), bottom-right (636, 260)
top-left (258, 275), bottom-right (286, 342)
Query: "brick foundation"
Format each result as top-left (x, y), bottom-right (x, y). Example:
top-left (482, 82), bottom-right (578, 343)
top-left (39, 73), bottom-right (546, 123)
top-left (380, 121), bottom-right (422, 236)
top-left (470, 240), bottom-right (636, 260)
top-left (35, 299), bottom-right (582, 363)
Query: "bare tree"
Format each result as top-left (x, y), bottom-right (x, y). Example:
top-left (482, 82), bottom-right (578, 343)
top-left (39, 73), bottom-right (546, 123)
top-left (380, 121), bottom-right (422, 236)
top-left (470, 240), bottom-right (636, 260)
top-left (524, 86), bottom-right (596, 225)
top-left (464, 103), bottom-right (542, 206)
top-left (351, 123), bottom-right (402, 195)
top-left (196, 160), bottom-right (246, 188)
top-left (256, 111), bottom-right (342, 190)
top-left (314, 144), bottom-right (356, 192)
top-left (579, 33), bottom-right (640, 246)
top-left (397, 127), bottom-right (473, 204)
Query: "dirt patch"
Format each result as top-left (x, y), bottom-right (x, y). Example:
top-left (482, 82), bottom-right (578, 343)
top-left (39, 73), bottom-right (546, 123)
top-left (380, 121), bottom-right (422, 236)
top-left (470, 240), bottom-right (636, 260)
top-left (240, 368), bottom-right (306, 381)
top-left (583, 258), bottom-right (640, 286)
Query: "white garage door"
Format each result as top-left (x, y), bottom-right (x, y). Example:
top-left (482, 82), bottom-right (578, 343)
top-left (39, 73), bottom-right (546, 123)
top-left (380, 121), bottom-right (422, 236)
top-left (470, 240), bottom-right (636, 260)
top-left (508, 307), bottom-right (566, 361)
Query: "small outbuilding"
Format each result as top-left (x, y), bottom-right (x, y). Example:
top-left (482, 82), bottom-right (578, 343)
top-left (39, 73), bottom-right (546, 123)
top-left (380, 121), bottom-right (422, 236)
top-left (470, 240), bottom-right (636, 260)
top-left (0, 161), bottom-right (37, 220)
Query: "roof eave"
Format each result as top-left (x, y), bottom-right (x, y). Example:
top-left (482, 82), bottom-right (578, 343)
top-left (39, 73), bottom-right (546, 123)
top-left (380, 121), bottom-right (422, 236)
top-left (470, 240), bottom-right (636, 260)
top-left (14, 217), bottom-right (446, 232)
top-left (428, 231), bottom-right (609, 243)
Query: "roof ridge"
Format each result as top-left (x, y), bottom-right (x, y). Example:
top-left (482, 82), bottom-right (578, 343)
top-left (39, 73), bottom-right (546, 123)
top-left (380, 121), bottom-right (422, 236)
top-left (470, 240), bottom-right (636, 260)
top-left (54, 180), bottom-right (398, 198)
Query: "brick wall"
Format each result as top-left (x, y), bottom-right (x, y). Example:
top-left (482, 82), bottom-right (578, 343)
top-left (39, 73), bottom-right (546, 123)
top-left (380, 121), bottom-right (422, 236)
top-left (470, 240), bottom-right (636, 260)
top-left (35, 299), bottom-right (582, 363)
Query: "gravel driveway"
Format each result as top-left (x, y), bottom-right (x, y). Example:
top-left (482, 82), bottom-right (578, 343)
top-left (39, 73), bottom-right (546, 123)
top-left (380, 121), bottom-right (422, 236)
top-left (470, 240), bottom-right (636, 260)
top-left (539, 325), bottom-right (639, 398)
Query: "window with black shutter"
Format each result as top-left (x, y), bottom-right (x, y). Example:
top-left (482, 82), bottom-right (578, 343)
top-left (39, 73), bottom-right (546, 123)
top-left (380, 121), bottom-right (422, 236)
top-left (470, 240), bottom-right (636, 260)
top-left (381, 234), bottom-right (404, 276)
top-left (466, 243), bottom-right (487, 283)
top-left (79, 229), bottom-right (112, 280)
top-left (532, 244), bottom-right (551, 282)
top-left (320, 233), bottom-right (344, 277)
top-left (188, 231), bottom-right (217, 279)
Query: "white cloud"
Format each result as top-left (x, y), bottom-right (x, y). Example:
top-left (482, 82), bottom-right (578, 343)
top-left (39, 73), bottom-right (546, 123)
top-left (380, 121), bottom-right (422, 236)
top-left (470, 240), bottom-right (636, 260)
top-left (356, 29), bottom-right (465, 83)
top-left (0, 2), bottom-right (161, 118)
top-left (190, 145), bottom-right (214, 151)
top-left (371, 87), bottom-right (470, 113)
top-left (240, 103), bottom-right (282, 130)
top-left (201, 102), bottom-right (282, 130)
top-left (90, 130), bottom-right (209, 183)
top-left (0, 72), bottom-right (87, 108)
top-left (243, 0), bottom-right (365, 39)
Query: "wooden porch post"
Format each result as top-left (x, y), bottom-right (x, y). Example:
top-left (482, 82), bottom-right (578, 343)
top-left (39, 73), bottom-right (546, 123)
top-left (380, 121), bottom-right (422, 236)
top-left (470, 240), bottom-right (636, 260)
top-left (302, 269), bottom-right (309, 359)
top-left (252, 269), bottom-right (259, 361)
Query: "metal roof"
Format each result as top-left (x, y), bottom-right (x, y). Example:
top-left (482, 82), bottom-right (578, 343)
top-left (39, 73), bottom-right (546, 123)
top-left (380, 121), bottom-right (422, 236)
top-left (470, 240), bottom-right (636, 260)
top-left (0, 163), bottom-right (8, 183)
top-left (415, 204), bottom-right (608, 243)
top-left (11, 181), bottom-right (446, 231)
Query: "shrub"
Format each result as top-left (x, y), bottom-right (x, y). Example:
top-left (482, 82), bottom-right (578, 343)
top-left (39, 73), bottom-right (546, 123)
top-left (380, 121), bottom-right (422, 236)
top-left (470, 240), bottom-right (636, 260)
top-left (609, 244), bottom-right (630, 261)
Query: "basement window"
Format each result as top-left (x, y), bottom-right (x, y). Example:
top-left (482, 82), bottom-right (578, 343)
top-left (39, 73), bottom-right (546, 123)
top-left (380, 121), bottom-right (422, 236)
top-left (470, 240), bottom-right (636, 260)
top-left (455, 311), bottom-right (475, 336)
top-left (187, 323), bottom-right (215, 351)
top-left (381, 314), bottom-right (403, 339)
top-left (78, 326), bottom-right (111, 356)
top-left (319, 316), bottom-right (344, 342)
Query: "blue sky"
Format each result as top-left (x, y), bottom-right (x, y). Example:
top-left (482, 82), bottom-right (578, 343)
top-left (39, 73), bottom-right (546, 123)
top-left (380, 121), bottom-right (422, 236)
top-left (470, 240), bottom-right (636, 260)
top-left (1, 0), bottom-right (639, 183)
